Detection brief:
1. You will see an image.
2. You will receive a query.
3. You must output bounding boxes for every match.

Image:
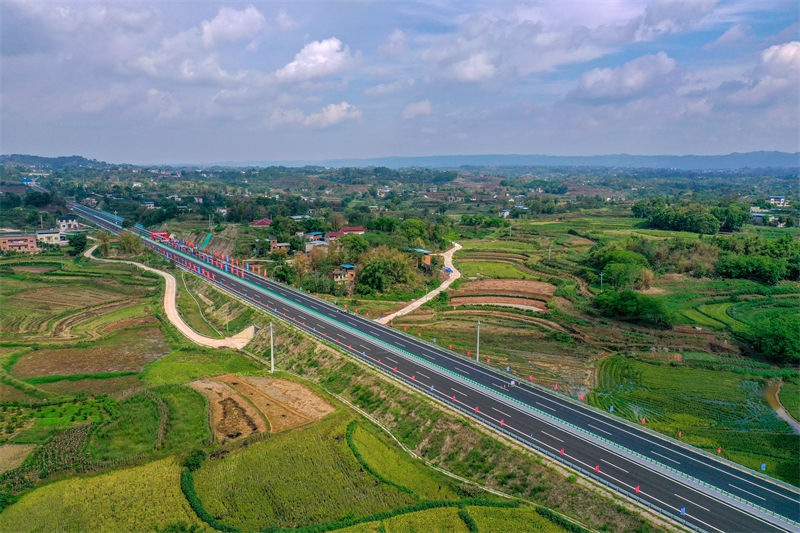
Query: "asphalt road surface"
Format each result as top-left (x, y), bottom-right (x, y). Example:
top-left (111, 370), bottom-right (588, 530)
top-left (72, 204), bottom-right (800, 533)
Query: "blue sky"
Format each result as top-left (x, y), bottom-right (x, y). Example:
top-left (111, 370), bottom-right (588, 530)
top-left (1, 0), bottom-right (798, 164)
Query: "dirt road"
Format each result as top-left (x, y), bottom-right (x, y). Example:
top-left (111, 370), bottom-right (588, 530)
top-left (84, 245), bottom-right (254, 349)
top-left (378, 242), bottom-right (462, 324)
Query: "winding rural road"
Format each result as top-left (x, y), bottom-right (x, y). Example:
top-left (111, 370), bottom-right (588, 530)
top-left (378, 242), bottom-right (462, 324)
top-left (84, 244), bottom-right (254, 349)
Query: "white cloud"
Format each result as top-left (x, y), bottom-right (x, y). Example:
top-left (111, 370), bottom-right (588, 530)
top-left (447, 53), bottom-right (497, 82)
top-left (145, 88), bottom-right (181, 119)
top-left (725, 41), bottom-right (800, 106)
top-left (270, 102), bottom-right (361, 128)
top-left (275, 38), bottom-right (352, 83)
top-left (380, 29), bottom-right (408, 56)
top-left (760, 41), bottom-right (800, 78)
top-left (637, 0), bottom-right (717, 40)
top-left (305, 102), bottom-right (361, 127)
top-left (276, 9), bottom-right (294, 30)
top-left (704, 24), bottom-right (751, 49)
top-left (570, 52), bottom-right (677, 101)
top-left (365, 78), bottom-right (415, 96)
top-left (200, 6), bottom-right (265, 48)
top-left (403, 99), bottom-right (432, 120)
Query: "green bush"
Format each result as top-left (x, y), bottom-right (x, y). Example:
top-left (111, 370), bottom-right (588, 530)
top-left (594, 290), bottom-right (673, 327)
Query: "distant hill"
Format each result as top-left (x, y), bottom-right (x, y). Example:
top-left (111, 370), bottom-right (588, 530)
top-left (4, 151), bottom-right (799, 171)
top-left (304, 151), bottom-right (800, 170)
top-left (0, 154), bottom-right (112, 170)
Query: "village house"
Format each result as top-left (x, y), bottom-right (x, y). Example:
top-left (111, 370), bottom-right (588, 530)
top-left (57, 215), bottom-right (80, 232)
top-left (36, 229), bottom-right (67, 246)
top-left (768, 196), bottom-right (788, 207)
top-left (340, 226), bottom-right (365, 235)
top-left (0, 234), bottom-right (39, 253)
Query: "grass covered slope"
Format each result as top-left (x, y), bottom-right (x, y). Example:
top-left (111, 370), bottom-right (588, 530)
top-left (0, 457), bottom-right (204, 532)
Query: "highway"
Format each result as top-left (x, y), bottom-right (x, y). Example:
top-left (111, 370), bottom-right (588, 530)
top-left (72, 203), bottom-right (800, 533)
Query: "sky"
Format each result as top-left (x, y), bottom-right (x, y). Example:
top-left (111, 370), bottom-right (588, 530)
top-left (1, 0), bottom-right (798, 165)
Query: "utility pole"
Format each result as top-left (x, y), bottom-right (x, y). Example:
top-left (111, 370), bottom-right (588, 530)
top-left (548, 244), bottom-right (552, 261)
top-left (476, 320), bottom-right (480, 362)
top-left (600, 271), bottom-right (604, 292)
top-left (269, 322), bottom-right (274, 373)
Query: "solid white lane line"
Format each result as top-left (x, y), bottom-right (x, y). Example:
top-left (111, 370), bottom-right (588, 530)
top-left (673, 493), bottom-right (710, 512)
top-left (492, 407), bottom-right (512, 418)
top-left (651, 451), bottom-right (681, 465)
top-left (588, 423), bottom-right (612, 436)
top-left (729, 484), bottom-right (766, 501)
top-left (601, 459), bottom-right (629, 474)
top-left (541, 430), bottom-right (563, 443)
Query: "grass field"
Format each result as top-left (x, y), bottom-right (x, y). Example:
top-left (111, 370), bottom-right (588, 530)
top-left (0, 457), bottom-right (205, 532)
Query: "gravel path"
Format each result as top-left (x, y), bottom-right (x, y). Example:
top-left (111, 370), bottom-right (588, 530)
top-left (84, 245), bottom-right (254, 349)
top-left (378, 242), bottom-right (462, 324)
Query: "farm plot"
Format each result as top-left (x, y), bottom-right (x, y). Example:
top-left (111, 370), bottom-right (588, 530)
top-left (450, 279), bottom-right (555, 310)
top-left (0, 262), bottom-right (158, 341)
top-left (193, 412), bottom-right (418, 531)
top-left (456, 260), bottom-right (536, 280)
top-left (0, 457), bottom-right (204, 532)
top-left (190, 378), bottom-right (267, 443)
top-left (191, 375), bottom-right (334, 442)
top-left (9, 327), bottom-right (169, 379)
top-left (0, 444), bottom-right (36, 474)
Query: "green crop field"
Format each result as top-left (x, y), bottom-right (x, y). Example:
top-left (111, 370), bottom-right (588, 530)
top-left (590, 356), bottom-right (799, 484)
top-left (467, 505), bottom-right (565, 532)
top-left (351, 422), bottom-right (459, 500)
top-left (456, 260), bottom-right (535, 279)
top-left (780, 381), bottom-right (800, 422)
top-left (192, 412), bottom-right (419, 530)
top-left (0, 457), bottom-right (204, 532)
top-left (142, 347), bottom-right (260, 386)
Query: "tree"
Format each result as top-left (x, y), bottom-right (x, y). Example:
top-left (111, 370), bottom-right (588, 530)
top-left (751, 314), bottom-right (800, 364)
top-left (339, 233), bottom-right (368, 264)
top-left (118, 231), bottom-right (143, 255)
top-left (356, 245), bottom-right (415, 295)
top-left (595, 290), bottom-right (673, 327)
top-left (398, 218), bottom-right (429, 245)
top-left (67, 233), bottom-right (88, 256)
top-left (273, 264), bottom-right (296, 284)
top-left (95, 230), bottom-right (111, 256)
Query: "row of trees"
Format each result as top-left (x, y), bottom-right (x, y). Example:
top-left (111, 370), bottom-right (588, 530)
top-left (589, 233), bottom-right (800, 286)
top-left (632, 198), bottom-right (750, 234)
